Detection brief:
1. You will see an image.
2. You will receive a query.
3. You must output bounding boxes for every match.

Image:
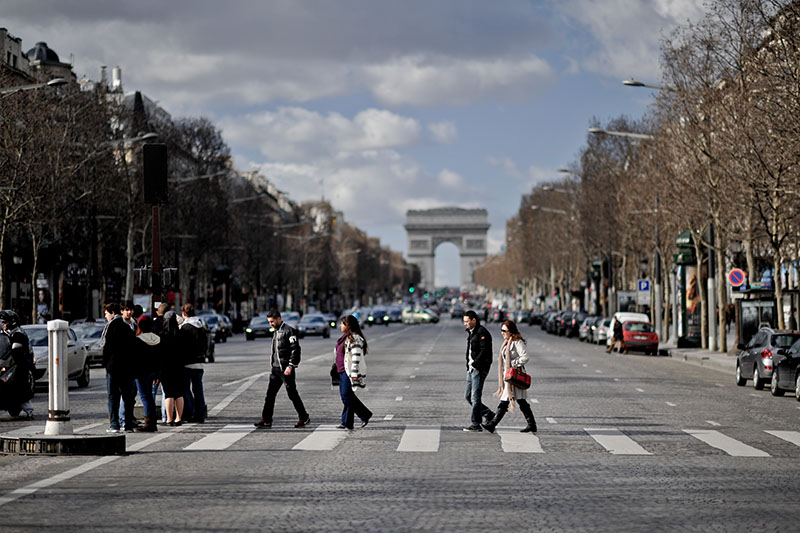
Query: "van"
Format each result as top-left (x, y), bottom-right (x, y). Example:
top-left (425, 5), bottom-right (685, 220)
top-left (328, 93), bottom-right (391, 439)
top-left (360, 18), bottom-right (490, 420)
top-left (606, 312), bottom-right (651, 346)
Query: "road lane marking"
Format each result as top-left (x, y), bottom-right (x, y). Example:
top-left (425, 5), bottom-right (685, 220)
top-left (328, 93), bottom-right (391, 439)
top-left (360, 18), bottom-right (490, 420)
top-left (715, 384), bottom-right (724, 388)
top-left (530, 399), bottom-right (539, 404)
top-left (635, 388), bottom-right (645, 393)
top-left (706, 421), bottom-right (721, 426)
top-left (545, 417), bottom-right (557, 424)
top-left (396, 396), bottom-right (403, 401)
top-left (410, 375), bottom-right (416, 378)
top-left (585, 428), bottom-right (651, 455)
top-left (666, 402), bottom-right (677, 407)
top-left (683, 429), bottom-right (770, 457)
top-left (749, 394), bottom-right (760, 397)
top-left (595, 370), bottom-right (603, 374)
top-left (496, 428), bottom-right (544, 453)
top-left (184, 424), bottom-right (255, 451)
top-left (384, 415), bottom-right (394, 421)
top-left (404, 385), bottom-right (410, 389)
top-left (613, 378), bottom-right (620, 382)
top-left (582, 364), bottom-right (588, 368)
top-left (292, 425), bottom-right (349, 451)
top-left (209, 373), bottom-right (263, 418)
top-left (764, 430), bottom-right (800, 447)
top-left (571, 359), bottom-right (576, 362)
top-left (397, 425), bottom-right (440, 452)
top-left (75, 423), bottom-right (103, 432)
top-left (4, 425), bottom-right (42, 436)
top-left (223, 371), bottom-right (268, 387)
top-left (414, 367), bottom-right (420, 370)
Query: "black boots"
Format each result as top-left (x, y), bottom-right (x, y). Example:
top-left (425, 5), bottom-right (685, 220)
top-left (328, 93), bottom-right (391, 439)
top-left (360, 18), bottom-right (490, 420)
top-left (481, 402), bottom-right (509, 433)
top-left (518, 400), bottom-right (537, 433)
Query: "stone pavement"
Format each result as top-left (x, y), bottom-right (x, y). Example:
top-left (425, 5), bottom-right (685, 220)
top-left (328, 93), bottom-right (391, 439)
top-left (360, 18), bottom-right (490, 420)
top-left (661, 330), bottom-right (738, 376)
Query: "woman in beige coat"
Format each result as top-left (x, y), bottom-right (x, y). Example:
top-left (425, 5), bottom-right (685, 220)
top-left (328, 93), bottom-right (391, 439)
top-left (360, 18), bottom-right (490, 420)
top-left (482, 320), bottom-right (537, 433)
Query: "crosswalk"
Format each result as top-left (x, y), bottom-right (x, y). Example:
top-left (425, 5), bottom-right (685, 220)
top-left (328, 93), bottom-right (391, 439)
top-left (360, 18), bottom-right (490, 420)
top-left (167, 424), bottom-right (800, 457)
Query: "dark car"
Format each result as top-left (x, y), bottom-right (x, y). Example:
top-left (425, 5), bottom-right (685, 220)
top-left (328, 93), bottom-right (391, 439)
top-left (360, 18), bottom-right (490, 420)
top-left (735, 328), bottom-right (800, 389)
top-left (490, 309), bottom-right (508, 323)
top-left (556, 311), bottom-right (575, 336)
top-left (297, 313), bottom-right (331, 338)
top-left (387, 308), bottom-right (403, 323)
top-left (529, 311), bottom-right (544, 326)
top-left (545, 311), bottom-right (564, 334)
top-left (564, 312), bottom-right (586, 338)
top-left (450, 304), bottom-right (464, 319)
top-left (203, 314), bottom-right (230, 343)
top-left (367, 308), bottom-right (390, 327)
top-left (769, 338), bottom-right (800, 399)
top-left (245, 315), bottom-right (274, 341)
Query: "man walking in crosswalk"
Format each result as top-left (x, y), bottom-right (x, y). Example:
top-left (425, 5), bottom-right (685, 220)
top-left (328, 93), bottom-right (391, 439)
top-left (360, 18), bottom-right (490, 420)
top-left (254, 309), bottom-right (310, 429)
top-left (462, 310), bottom-right (494, 432)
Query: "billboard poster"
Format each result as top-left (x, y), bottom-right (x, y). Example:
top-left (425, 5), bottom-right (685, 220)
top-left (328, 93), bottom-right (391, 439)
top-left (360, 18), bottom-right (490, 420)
top-left (685, 264), bottom-right (701, 341)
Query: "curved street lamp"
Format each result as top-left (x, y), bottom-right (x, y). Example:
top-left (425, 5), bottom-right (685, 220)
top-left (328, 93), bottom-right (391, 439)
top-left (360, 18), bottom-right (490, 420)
top-left (622, 78), bottom-right (675, 91)
top-left (0, 77), bottom-right (68, 97)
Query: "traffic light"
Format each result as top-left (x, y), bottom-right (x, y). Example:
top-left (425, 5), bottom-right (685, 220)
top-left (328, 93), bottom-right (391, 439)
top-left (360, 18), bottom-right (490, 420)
top-left (409, 285), bottom-right (415, 294)
top-left (143, 143), bottom-right (168, 205)
top-left (423, 292), bottom-right (429, 298)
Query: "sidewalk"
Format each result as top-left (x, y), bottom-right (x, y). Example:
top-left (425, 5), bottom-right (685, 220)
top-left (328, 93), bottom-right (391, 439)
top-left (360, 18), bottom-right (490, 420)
top-left (659, 329), bottom-right (738, 375)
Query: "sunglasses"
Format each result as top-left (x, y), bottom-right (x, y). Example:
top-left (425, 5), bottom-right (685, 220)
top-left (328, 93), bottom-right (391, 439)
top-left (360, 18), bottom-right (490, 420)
top-left (501, 328), bottom-right (509, 332)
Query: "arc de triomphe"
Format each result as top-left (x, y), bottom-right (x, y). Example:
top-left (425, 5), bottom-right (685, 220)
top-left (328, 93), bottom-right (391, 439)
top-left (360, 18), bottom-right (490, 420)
top-left (404, 208), bottom-right (489, 290)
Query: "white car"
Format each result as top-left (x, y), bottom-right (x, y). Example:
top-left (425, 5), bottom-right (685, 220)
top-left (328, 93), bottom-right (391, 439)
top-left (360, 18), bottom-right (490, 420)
top-left (22, 324), bottom-right (91, 388)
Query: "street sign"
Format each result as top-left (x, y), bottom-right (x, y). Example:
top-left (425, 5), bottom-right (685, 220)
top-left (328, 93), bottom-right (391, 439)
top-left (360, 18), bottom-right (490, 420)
top-left (637, 279), bottom-right (650, 305)
top-left (728, 268), bottom-right (746, 287)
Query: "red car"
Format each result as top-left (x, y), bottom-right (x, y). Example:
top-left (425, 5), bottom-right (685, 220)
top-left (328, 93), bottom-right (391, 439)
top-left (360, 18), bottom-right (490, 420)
top-left (621, 321), bottom-right (659, 355)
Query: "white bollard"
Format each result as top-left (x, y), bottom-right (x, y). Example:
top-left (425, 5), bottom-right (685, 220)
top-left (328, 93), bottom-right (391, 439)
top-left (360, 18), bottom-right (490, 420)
top-left (44, 320), bottom-right (73, 436)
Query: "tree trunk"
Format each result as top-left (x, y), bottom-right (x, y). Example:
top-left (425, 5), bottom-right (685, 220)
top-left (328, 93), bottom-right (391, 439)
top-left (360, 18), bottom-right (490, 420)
top-left (745, 207), bottom-right (756, 286)
top-left (0, 226), bottom-right (5, 310)
top-left (693, 237), bottom-right (708, 350)
top-left (125, 218), bottom-right (135, 301)
top-left (30, 229), bottom-right (40, 324)
top-left (775, 248), bottom-right (785, 330)
top-left (716, 232), bottom-right (728, 353)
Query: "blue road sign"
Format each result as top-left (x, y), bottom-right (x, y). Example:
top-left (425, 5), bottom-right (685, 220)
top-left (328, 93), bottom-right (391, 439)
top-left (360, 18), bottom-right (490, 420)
top-left (638, 280), bottom-right (650, 292)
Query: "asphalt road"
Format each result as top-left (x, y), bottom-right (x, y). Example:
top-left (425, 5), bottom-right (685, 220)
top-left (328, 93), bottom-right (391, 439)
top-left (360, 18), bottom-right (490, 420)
top-left (1, 319), bottom-right (799, 532)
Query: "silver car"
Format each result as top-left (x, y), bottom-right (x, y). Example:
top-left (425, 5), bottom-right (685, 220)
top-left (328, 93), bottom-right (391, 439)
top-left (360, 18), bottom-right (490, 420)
top-left (71, 323), bottom-right (106, 367)
top-left (22, 324), bottom-right (91, 388)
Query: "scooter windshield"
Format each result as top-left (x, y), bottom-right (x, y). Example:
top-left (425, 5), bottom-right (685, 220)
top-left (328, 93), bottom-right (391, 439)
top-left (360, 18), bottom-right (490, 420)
top-left (0, 333), bottom-right (10, 360)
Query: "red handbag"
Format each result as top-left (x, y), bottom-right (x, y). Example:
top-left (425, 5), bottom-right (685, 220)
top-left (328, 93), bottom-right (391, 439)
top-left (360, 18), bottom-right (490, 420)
top-left (504, 367), bottom-right (531, 389)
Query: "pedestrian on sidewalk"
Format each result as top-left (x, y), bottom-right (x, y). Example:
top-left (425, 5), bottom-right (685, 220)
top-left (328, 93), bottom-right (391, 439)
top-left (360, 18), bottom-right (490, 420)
top-left (180, 304), bottom-right (207, 423)
top-left (607, 317), bottom-right (624, 353)
top-left (133, 315), bottom-right (160, 432)
top-left (334, 315), bottom-right (372, 430)
top-left (159, 312), bottom-right (187, 426)
top-left (254, 309), bottom-right (310, 429)
top-left (462, 310), bottom-right (494, 432)
top-left (102, 303), bottom-right (137, 433)
top-left (482, 320), bottom-right (536, 434)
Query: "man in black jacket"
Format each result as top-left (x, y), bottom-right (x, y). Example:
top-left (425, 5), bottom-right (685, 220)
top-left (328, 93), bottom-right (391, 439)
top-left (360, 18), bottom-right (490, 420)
top-left (102, 303), bottom-right (137, 433)
top-left (462, 310), bottom-right (494, 432)
top-left (254, 309), bottom-right (310, 429)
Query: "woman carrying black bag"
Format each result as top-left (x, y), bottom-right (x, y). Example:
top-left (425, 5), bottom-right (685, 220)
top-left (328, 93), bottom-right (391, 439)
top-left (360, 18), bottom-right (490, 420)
top-left (333, 315), bottom-right (372, 430)
top-left (482, 320), bottom-right (536, 434)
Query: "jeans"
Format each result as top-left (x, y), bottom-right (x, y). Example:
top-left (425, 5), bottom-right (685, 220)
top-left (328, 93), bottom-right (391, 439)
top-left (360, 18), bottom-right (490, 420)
top-left (261, 366), bottom-right (307, 423)
top-left (339, 371), bottom-right (372, 429)
top-left (135, 371), bottom-right (158, 420)
top-left (107, 373), bottom-right (136, 430)
top-left (465, 368), bottom-right (492, 426)
top-left (184, 368), bottom-right (206, 421)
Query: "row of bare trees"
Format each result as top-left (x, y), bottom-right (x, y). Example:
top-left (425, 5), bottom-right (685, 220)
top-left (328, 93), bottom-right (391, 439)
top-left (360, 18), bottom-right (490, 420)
top-left (484, 0), bottom-right (800, 352)
top-left (0, 79), bottom-right (413, 323)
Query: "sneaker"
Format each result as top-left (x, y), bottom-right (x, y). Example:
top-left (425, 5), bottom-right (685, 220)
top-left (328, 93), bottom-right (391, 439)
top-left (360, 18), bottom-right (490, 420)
top-left (106, 428), bottom-right (121, 434)
top-left (463, 425), bottom-right (483, 432)
top-left (253, 419), bottom-right (272, 429)
top-left (123, 428), bottom-right (136, 433)
top-left (294, 416), bottom-right (311, 428)
top-left (336, 424), bottom-right (349, 429)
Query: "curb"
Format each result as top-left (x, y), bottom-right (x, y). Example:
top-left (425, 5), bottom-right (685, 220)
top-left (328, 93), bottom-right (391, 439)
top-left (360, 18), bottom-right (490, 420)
top-left (665, 347), bottom-right (736, 375)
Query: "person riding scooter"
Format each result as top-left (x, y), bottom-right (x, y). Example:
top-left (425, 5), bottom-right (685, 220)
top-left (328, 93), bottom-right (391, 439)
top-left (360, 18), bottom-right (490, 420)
top-left (0, 310), bottom-right (35, 418)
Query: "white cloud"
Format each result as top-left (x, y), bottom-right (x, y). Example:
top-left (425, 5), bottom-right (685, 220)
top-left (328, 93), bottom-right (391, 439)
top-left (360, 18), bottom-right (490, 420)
top-left (557, 0), bottom-right (705, 81)
top-left (488, 156), bottom-right (523, 179)
top-left (437, 169), bottom-right (464, 188)
top-left (221, 107), bottom-right (421, 162)
top-left (363, 54), bottom-right (556, 107)
top-left (428, 121), bottom-right (458, 144)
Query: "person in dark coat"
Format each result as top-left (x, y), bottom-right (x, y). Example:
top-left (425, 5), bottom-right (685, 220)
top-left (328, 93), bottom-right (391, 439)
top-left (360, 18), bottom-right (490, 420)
top-left (133, 315), bottom-right (161, 432)
top-left (179, 304), bottom-right (208, 423)
top-left (462, 310), bottom-right (494, 432)
top-left (102, 303), bottom-right (137, 433)
top-left (158, 312), bottom-right (188, 426)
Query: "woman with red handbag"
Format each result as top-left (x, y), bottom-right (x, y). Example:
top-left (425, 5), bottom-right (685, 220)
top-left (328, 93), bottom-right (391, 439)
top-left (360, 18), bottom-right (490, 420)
top-left (482, 320), bottom-right (537, 434)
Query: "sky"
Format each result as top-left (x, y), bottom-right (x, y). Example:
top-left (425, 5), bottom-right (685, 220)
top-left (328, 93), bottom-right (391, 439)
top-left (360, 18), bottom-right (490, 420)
top-left (3, 0), bottom-right (706, 287)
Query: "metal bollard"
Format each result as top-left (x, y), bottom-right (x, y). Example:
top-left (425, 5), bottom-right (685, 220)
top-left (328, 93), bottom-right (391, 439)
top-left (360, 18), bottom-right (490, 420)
top-left (44, 320), bottom-right (73, 436)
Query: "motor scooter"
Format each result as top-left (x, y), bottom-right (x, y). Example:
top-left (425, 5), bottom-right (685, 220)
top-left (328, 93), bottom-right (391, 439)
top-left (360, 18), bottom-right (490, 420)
top-left (0, 334), bottom-right (36, 417)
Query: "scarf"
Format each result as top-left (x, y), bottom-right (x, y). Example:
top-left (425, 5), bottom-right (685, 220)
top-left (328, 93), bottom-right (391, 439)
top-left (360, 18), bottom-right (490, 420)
top-left (494, 338), bottom-right (516, 411)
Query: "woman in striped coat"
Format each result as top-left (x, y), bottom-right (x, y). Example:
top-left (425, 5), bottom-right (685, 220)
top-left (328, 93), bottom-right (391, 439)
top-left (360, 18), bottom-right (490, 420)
top-left (334, 315), bottom-right (373, 429)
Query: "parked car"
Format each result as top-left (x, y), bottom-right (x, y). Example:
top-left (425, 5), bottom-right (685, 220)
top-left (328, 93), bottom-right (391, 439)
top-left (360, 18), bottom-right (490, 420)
top-left (528, 311), bottom-right (544, 326)
top-left (545, 311), bottom-right (565, 334)
top-left (245, 315), bottom-right (274, 340)
top-left (593, 318), bottom-right (612, 344)
top-left (556, 311), bottom-right (576, 336)
top-left (490, 309), bottom-right (508, 323)
top-left (297, 313), bottom-right (331, 338)
top-left (735, 328), bottom-right (800, 389)
top-left (620, 321), bottom-right (659, 355)
top-left (387, 308), bottom-right (403, 323)
top-left (578, 316), bottom-right (599, 342)
top-left (196, 318), bottom-right (216, 363)
top-left (607, 312), bottom-right (651, 347)
top-left (71, 322), bottom-right (106, 367)
top-left (769, 338), bottom-right (800, 398)
top-left (22, 324), bottom-right (90, 388)
top-left (565, 312), bottom-right (586, 338)
top-left (368, 308), bottom-right (390, 327)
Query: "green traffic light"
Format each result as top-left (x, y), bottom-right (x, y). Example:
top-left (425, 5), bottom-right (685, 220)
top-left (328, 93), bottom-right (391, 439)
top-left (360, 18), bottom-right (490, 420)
top-left (409, 287), bottom-right (415, 293)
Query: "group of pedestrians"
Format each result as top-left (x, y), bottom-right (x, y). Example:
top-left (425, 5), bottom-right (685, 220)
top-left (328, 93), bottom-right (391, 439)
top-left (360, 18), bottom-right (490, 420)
top-left (102, 301), bottom-right (207, 433)
top-left (250, 308), bottom-right (534, 435)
